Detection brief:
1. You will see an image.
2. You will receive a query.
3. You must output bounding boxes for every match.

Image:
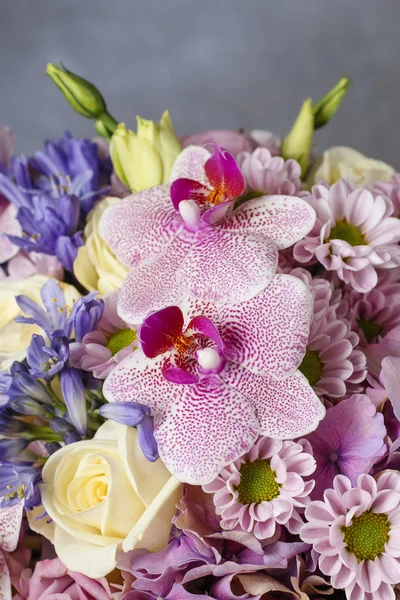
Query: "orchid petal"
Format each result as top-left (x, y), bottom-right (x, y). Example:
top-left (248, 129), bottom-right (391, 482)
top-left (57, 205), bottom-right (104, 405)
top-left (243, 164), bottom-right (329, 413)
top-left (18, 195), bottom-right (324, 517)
top-left (202, 201), bottom-right (234, 226)
top-left (186, 315), bottom-right (224, 348)
top-left (204, 146), bottom-right (245, 199)
top-left (162, 364), bottom-right (200, 385)
top-left (218, 274), bottom-right (312, 379)
top-left (117, 236), bottom-right (190, 324)
top-left (222, 365), bottom-right (325, 439)
top-left (223, 195), bottom-right (316, 249)
top-left (0, 551), bottom-right (11, 600)
top-left (154, 379), bottom-right (259, 484)
top-left (170, 178), bottom-right (211, 210)
top-left (140, 306), bottom-right (184, 358)
top-left (0, 503), bottom-right (23, 552)
top-left (0, 199), bottom-right (20, 263)
top-left (99, 185), bottom-right (182, 268)
top-left (178, 229), bottom-right (278, 305)
top-left (170, 145), bottom-right (210, 186)
top-left (103, 350), bottom-right (180, 417)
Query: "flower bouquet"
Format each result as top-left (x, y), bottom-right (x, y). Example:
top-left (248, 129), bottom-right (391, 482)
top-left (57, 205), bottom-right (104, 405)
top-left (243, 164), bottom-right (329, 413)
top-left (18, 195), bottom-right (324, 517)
top-left (0, 67), bottom-right (399, 600)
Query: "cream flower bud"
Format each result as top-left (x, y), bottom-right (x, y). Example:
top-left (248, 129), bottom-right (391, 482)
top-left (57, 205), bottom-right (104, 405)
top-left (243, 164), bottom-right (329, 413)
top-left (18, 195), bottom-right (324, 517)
top-left (308, 146), bottom-right (395, 187)
top-left (28, 421), bottom-right (182, 579)
top-left (110, 111), bottom-right (182, 192)
top-left (281, 98), bottom-right (314, 177)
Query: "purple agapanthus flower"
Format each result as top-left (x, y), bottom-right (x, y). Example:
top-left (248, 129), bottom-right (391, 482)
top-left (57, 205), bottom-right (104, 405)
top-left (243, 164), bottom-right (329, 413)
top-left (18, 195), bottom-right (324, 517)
top-left (26, 334), bottom-right (69, 380)
top-left (304, 394), bottom-right (387, 500)
top-left (59, 367), bottom-right (87, 436)
top-left (0, 460), bottom-right (42, 509)
top-left (104, 273), bottom-right (325, 484)
top-left (100, 144), bottom-right (316, 324)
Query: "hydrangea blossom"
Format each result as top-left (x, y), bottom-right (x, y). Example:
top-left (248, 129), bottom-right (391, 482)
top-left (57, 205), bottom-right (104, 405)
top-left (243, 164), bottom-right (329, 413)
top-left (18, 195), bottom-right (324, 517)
top-left (293, 181), bottom-right (400, 293)
top-left (100, 145), bottom-right (316, 323)
top-left (103, 273), bottom-right (324, 484)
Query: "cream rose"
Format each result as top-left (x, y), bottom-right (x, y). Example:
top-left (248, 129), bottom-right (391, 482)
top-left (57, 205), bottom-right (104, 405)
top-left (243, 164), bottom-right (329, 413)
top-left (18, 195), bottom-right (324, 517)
top-left (0, 274), bottom-right (80, 370)
top-left (74, 196), bottom-right (129, 294)
top-left (28, 421), bottom-right (182, 579)
top-left (308, 146), bottom-right (395, 187)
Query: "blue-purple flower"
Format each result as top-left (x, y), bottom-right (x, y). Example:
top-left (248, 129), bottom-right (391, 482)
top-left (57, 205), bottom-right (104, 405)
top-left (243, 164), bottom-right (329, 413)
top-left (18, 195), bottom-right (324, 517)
top-left (26, 334), bottom-right (69, 380)
top-left (0, 460), bottom-right (42, 509)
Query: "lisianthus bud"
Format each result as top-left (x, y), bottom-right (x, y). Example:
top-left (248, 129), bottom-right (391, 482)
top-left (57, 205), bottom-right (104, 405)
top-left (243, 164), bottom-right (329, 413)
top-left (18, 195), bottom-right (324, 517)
top-left (313, 77), bottom-right (351, 130)
top-left (110, 110), bottom-right (182, 192)
top-left (46, 63), bottom-right (117, 137)
top-left (281, 98), bottom-right (314, 176)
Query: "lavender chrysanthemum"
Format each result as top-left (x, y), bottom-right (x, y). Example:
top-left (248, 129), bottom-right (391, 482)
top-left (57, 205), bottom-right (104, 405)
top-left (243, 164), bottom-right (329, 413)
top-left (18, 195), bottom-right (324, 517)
top-left (203, 436), bottom-right (315, 541)
top-left (237, 147), bottom-right (302, 196)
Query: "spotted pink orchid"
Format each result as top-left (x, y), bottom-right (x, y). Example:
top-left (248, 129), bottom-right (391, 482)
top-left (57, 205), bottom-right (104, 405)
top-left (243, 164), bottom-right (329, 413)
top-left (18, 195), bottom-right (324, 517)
top-left (99, 145), bottom-right (316, 324)
top-left (0, 503), bottom-right (23, 600)
top-left (103, 273), bottom-right (325, 485)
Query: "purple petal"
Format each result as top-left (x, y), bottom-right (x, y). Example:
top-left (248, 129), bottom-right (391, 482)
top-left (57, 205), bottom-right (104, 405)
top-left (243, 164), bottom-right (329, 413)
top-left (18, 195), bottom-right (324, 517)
top-left (137, 416), bottom-right (159, 462)
top-left (222, 195), bottom-right (316, 250)
top-left (99, 401), bottom-right (148, 426)
top-left (162, 364), bottom-right (200, 384)
top-left (40, 279), bottom-right (67, 333)
top-left (222, 364), bottom-right (325, 439)
top-left (381, 356), bottom-right (400, 421)
top-left (117, 236), bottom-right (190, 324)
top-left (139, 306), bottom-right (184, 358)
top-left (170, 146), bottom-right (211, 186)
top-left (204, 145), bottom-right (245, 199)
top-left (154, 379), bottom-right (259, 484)
top-left (103, 350), bottom-right (180, 417)
top-left (99, 184), bottom-right (182, 268)
top-left (217, 274), bottom-right (312, 379)
top-left (170, 178), bottom-right (211, 210)
top-left (177, 228), bottom-right (278, 305)
top-left (60, 367), bottom-right (88, 436)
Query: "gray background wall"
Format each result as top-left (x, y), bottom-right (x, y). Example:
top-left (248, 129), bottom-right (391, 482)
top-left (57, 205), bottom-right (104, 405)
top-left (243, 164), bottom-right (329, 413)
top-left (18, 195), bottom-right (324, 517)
top-left (0, 1), bottom-right (399, 165)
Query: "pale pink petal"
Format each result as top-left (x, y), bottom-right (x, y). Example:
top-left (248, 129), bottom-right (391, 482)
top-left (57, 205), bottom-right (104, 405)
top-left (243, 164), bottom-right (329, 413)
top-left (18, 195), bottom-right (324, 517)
top-left (217, 274), bottom-right (312, 379)
top-left (0, 552), bottom-right (11, 600)
top-left (0, 504), bottom-right (23, 552)
top-left (221, 364), bottom-right (325, 439)
top-left (178, 229), bottom-right (278, 305)
top-left (154, 379), bottom-right (259, 484)
top-left (222, 195), bottom-right (316, 249)
top-left (381, 356), bottom-right (400, 421)
top-left (99, 185), bottom-right (182, 267)
top-left (370, 490), bottom-right (400, 513)
top-left (103, 350), bottom-right (180, 417)
top-left (0, 126), bottom-right (14, 167)
top-left (330, 563), bottom-right (355, 589)
top-left (171, 145), bottom-right (211, 186)
top-left (0, 199), bottom-right (20, 263)
top-left (117, 236), bottom-right (191, 324)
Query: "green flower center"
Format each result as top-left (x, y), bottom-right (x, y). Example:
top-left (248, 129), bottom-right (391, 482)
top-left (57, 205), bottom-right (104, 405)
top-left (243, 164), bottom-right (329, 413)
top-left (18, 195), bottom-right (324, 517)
top-left (358, 319), bottom-right (382, 343)
top-left (298, 351), bottom-right (323, 386)
top-left (106, 328), bottom-right (136, 356)
top-left (328, 219), bottom-right (366, 246)
top-left (343, 511), bottom-right (390, 562)
top-left (236, 459), bottom-right (281, 505)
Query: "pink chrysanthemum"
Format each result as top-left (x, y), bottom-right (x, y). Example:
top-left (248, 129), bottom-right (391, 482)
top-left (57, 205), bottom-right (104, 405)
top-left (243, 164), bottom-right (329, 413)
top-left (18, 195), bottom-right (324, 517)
top-left (374, 174), bottom-right (400, 218)
top-left (288, 268), bottom-right (366, 399)
top-left (202, 436), bottom-right (315, 541)
top-left (69, 293), bottom-right (137, 379)
top-left (301, 472), bottom-right (400, 600)
top-left (293, 181), bottom-right (400, 293)
top-left (341, 279), bottom-right (400, 346)
top-left (237, 147), bottom-right (302, 196)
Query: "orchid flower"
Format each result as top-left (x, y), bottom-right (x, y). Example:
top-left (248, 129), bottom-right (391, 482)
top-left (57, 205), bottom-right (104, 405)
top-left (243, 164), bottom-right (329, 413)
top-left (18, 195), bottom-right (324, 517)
top-left (99, 145), bottom-right (316, 324)
top-left (0, 503), bottom-right (23, 600)
top-left (103, 273), bottom-right (325, 484)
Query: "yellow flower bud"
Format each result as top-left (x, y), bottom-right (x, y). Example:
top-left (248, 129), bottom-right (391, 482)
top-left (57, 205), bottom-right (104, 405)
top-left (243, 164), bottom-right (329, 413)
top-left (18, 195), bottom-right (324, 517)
top-left (281, 98), bottom-right (314, 177)
top-left (110, 111), bottom-right (182, 192)
top-left (313, 77), bottom-right (351, 130)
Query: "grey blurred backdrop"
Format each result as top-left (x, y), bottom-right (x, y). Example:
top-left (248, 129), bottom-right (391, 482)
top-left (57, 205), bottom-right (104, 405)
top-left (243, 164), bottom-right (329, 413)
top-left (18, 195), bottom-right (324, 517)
top-left (0, 1), bottom-right (399, 164)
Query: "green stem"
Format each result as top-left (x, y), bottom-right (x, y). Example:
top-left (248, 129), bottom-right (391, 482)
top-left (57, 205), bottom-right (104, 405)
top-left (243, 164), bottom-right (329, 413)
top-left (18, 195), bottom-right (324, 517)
top-left (98, 111), bottom-right (118, 138)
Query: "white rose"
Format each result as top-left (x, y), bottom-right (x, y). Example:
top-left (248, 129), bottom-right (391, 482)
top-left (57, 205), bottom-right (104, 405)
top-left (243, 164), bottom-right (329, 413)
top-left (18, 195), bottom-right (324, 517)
top-left (0, 274), bottom-right (80, 370)
top-left (73, 196), bottom-right (129, 295)
top-left (28, 421), bottom-right (182, 579)
top-left (308, 146), bottom-right (395, 187)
